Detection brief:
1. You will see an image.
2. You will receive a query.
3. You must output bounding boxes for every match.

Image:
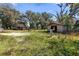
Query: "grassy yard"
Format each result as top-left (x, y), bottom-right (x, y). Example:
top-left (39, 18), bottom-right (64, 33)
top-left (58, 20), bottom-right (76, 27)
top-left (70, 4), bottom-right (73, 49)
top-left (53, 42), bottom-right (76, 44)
top-left (0, 30), bottom-right (79, 56)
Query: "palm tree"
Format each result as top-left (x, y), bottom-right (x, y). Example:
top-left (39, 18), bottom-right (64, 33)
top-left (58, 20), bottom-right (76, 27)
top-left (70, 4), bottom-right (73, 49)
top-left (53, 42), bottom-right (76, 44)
top-left (53, 3), bottom-right (79, 32)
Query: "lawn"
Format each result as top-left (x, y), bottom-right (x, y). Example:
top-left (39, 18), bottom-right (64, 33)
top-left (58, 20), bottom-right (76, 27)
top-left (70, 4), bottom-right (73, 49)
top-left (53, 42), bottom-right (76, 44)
top-left (0, 30), bottom-right (79, 56)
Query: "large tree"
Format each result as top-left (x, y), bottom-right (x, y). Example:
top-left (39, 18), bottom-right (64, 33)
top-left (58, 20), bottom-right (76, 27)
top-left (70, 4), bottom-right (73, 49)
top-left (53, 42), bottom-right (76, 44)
top-left (0, 3), bottom-right (20, 29)
top-left (25, 10), bottom-right (37, 29)
top-left (25, 10), bottom-right (53, 29)
top-left (53, 3), bottom-right (79, 32)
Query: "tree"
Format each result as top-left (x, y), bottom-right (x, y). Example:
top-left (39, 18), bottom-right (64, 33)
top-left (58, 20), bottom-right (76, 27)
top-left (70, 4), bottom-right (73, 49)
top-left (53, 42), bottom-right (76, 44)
top-left (0, 3), bottom-right (20, 29)
top-left (41, 12), bottom-right (53, 29)
top-left (25, 10), bottom-right (34, 29)
top-left (55, 3), bottom-right (68, 24)
top-left (67, 3), bottom-right (79, 31)
top-left (53, 3), bottom-right (79, 32)
top-left (25, 10), bottom-right (53, 29)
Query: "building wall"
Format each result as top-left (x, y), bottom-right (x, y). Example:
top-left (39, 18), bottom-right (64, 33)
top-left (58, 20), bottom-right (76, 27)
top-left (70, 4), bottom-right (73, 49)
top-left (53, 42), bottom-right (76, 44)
top-left (57, 25), bottom-right (64, 32)
top-left (47, 25), bottom-right (65, 32)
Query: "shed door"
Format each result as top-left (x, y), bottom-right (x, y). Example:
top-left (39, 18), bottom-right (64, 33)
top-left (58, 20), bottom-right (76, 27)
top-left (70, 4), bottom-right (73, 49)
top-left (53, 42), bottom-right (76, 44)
top-left (51, 26), bottom-right (57, 32)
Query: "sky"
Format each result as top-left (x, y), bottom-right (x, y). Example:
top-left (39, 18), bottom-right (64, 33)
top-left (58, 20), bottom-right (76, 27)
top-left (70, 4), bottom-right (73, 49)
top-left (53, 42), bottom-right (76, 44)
top-left (14, 3), bottom-right (79, 19)
top-left (13, 3), bottom-right (60, 14)
top-left (0, 3), bottom-right (78, 19)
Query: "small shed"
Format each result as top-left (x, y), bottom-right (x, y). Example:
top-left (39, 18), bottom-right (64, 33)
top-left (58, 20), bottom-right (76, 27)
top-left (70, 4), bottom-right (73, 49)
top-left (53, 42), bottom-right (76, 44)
top-left (16, 23), bottom-right (26, 30)
top-left (47, 22), bottom-right (66, 32)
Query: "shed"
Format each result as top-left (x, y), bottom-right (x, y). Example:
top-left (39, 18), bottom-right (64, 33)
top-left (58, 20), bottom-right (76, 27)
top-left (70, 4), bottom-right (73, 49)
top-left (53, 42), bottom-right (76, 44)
top-left (47, 22), bottom-right (67, 32)
top-left (16, 23), bottom-right (26, 30)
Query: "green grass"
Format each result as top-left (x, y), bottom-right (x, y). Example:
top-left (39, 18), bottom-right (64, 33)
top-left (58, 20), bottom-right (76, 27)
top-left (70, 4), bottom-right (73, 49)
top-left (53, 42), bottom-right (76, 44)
top-left (0, 30), bottom-right (79, 56)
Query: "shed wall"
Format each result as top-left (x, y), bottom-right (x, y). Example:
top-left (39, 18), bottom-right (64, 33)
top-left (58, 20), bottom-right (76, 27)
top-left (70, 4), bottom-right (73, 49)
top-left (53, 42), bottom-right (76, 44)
top-left (57, 25), bottom-right (64, 32)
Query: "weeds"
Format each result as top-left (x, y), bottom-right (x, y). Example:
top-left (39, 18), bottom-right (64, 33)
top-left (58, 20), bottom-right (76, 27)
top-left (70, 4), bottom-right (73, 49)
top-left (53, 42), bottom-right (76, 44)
top-left (0, 30), bottom-right (79, 56)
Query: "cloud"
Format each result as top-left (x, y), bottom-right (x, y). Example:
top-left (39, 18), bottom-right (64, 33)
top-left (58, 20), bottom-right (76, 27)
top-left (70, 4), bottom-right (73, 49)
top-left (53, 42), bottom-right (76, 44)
top-left (11, 3), bottom-right (18, 6)
top-left (0, 3), bottom-right (13, 8)
top-left (0, 3), bottom-right (18, 8)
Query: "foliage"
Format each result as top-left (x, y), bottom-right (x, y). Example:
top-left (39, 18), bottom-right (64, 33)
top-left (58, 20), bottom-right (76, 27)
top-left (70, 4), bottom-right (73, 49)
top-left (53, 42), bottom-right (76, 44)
top-left (52, 3), bottom-right (79, 32)
top-left (0, 3), bottom-right (20, 29)
top-left (0, 3), bottom-right (79, 30)
top-left (25, 10), bottom-right (53, 29)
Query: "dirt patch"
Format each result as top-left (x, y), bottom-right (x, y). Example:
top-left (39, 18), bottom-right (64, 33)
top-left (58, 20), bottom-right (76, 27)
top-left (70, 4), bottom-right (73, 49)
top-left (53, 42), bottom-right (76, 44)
top-left (0, 32), bottom-right (30, 36)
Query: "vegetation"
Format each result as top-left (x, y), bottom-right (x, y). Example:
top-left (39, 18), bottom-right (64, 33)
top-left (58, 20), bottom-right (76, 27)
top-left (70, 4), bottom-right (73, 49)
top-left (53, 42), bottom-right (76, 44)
top-left (0, 4), bottom-right (53, 30)
top-left (0, 30), bottom-right (79, 56)
top-left (0, 4), bottom-right (20, 29)
top-left (0, 3), bottom-right (79, 56)
top-left (53, 3), bottom-right (79, 31)
top-left (0, 3), bottom-right (78, 30)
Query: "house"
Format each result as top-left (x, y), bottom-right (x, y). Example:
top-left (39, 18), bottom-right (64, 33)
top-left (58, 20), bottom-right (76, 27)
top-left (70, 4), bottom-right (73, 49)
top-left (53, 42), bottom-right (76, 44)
top-left (47, 22), bottom-right (67, 33)
top-left (16, 22), bottom-right (26, 30)
top-left (47, 19), bottom-right (79, 33)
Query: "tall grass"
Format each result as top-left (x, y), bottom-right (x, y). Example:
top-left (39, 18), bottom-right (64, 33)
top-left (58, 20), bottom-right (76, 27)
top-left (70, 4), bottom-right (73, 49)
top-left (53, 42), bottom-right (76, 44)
top-left (0, 30), bottom-right (79, 56)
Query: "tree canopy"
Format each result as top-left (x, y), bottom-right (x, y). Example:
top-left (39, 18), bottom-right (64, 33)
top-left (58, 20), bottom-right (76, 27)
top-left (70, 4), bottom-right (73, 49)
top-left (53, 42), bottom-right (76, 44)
top-left (0, 3), bottom-right (79, 30)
